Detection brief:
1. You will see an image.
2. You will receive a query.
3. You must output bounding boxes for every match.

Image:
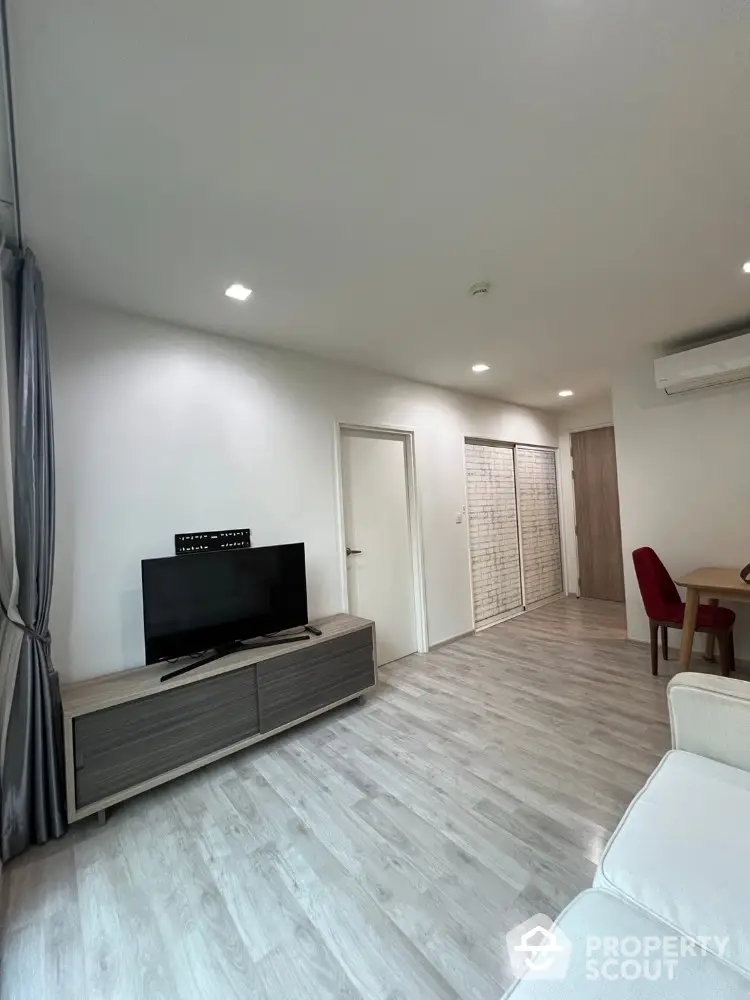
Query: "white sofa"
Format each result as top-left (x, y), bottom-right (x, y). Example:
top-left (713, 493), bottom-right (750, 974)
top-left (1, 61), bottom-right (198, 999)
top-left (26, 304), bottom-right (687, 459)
top-left (503, 674), bottom-right (750, 998)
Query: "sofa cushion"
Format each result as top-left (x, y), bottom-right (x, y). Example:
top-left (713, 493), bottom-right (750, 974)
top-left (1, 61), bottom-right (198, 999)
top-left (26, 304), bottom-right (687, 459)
top-left (594, 750), bottom-right (750, 978)
top-left (503, 889), bottom-right (750, 998)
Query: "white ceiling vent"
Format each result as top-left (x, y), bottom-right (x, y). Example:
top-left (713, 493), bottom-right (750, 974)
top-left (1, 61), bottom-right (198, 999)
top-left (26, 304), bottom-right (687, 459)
top-left (654, 331), bottom-right (750, 395)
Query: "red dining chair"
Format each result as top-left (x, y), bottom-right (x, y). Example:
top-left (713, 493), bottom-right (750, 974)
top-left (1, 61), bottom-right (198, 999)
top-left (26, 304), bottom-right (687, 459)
top-left (632, 547), bottom-right (735, 676)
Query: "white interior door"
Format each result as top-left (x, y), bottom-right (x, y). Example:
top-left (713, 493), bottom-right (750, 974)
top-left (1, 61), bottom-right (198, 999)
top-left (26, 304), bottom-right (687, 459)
top-left (341, 429), bottom-right (417, 666)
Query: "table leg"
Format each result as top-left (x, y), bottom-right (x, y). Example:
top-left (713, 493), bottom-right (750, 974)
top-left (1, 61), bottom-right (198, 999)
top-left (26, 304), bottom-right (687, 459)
top-left (704, 598), bottom-right (719, 661)
top-left (679, 588), bottom-right (700, 669)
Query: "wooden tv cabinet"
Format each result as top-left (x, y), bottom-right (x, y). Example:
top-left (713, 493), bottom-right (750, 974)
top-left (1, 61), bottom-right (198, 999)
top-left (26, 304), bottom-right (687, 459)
top-left (61, 614), bottom-right (376, 823)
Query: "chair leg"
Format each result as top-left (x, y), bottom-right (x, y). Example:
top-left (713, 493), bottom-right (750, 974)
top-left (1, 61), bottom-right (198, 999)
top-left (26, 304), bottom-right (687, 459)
top-left (704, 599), bottom-right (719, 662)
top-left (717, 630), bottom-right (735, 677)
top-left (660, 626), bottom-right (669, 661)
top-left (649, 620), bottom-right (658, 676)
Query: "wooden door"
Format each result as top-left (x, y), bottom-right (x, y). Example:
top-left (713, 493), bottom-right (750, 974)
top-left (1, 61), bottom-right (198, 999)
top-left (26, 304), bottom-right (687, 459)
top-left (571, 426), bottom-right (625, 602)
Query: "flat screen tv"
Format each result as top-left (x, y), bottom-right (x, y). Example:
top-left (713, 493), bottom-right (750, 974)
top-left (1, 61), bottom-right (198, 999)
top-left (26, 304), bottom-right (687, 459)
top-left (142, 542), bottom-right (308, 664)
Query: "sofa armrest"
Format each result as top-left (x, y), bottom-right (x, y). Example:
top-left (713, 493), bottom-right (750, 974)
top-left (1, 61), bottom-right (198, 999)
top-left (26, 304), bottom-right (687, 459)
top-left (668, 674), bottom-right (750, 772)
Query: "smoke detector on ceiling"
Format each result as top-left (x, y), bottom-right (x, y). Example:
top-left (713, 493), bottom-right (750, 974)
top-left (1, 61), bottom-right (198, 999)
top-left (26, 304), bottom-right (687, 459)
top-left (469, 281), bottom-right (491, 297)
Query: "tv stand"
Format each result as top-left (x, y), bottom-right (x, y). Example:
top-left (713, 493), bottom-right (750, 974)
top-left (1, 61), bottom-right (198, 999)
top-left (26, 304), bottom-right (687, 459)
top-left (159, 633), bottom-right (310, 683)
top-left (61, 614), bottom-right (376, 824)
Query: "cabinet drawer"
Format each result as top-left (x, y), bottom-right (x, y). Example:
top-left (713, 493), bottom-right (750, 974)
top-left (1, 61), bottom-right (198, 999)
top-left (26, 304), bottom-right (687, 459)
top-left (258, 627), bottom-right (374, 733)
top-left (74, 666), bottom-right (259, 809)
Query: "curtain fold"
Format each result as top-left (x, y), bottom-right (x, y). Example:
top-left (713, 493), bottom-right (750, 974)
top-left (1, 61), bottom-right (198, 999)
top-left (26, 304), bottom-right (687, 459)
top-left (0, 247), bottom-right (20, 762)
top-left (0, 248), bottom-right (66, 861)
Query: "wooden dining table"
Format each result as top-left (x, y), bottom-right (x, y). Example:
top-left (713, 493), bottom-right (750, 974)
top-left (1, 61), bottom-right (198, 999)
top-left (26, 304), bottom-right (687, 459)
top-left (675, 567), bottom-right (750, 669)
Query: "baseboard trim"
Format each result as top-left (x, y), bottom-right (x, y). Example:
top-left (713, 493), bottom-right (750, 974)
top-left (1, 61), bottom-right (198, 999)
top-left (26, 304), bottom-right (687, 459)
top-left (429, 630), bottom-right (475, 651)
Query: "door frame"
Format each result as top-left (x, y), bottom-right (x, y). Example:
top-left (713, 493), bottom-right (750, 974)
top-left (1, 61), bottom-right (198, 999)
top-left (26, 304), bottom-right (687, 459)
top-left (333, 422), bottom-right (429, 654)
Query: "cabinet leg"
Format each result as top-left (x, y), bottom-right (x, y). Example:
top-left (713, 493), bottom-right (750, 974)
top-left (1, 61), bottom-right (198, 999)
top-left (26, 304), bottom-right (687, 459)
top-left (97, 808), bottom-right (108, 826)
top-left (357, 694), bottom-right (367, 706)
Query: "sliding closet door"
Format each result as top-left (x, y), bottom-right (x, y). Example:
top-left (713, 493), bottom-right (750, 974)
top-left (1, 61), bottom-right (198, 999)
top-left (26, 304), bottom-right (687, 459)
top-left (515, 446), bottom-right (564, 606)
top-left (465, 441), bottom-right (523, 627)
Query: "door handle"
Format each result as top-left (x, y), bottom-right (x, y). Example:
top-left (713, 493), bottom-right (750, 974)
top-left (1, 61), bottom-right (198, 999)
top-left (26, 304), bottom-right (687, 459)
top-left (346, 547), bottom-right (362, 556)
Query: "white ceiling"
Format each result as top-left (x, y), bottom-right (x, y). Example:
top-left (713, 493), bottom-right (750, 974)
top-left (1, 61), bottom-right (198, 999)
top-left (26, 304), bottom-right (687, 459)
top-left (9, 0), bottom-right (750, 408)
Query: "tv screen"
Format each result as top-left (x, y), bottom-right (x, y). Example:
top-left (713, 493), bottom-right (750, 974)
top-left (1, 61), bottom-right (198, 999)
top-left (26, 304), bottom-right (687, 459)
top-left (142, 542), bottom-right (308, 663)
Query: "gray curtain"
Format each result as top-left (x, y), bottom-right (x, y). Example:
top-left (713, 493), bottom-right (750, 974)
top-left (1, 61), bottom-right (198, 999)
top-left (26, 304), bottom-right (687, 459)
top-left (0, 248), bottom-right (66, 860)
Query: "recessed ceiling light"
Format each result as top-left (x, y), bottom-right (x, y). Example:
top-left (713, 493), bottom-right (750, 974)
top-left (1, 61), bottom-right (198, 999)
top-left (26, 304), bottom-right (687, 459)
top-left (472, 363), bottom-right (490, 373)
top-left (225, 283), bottom-right (253, 301)
top-left (558, 389), bottom-right (574, 397)
top-left (743, 262), bottom-right (750, 274)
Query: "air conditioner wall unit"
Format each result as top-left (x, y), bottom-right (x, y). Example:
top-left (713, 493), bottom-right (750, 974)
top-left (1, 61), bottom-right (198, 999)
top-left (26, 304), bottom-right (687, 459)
top-left (654, 331), bottom-right (750, 395)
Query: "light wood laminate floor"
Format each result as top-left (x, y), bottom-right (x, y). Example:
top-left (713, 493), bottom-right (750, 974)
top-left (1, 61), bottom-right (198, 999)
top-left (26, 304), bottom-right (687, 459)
top-left (1, 599), bottom-right (685, 999)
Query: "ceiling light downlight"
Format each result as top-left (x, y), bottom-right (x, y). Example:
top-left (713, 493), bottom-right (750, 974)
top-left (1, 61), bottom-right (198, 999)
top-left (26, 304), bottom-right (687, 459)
top-left (472, 363), bottom-right (491, 373)
top-left (743, 262), bottom-right (750, 274)
top-left (225, 283), bottom-right (253, 301)
top-left (558, 389), bottom-right (574, 397)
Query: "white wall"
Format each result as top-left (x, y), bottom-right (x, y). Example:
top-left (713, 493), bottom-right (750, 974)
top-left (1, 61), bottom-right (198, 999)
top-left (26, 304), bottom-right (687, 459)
top-left (49, 297), bottom-right (557, 682)
top-left (556, 395), bottom-right (614, 594)
top-left (613, 359), bottom-right (750, 657)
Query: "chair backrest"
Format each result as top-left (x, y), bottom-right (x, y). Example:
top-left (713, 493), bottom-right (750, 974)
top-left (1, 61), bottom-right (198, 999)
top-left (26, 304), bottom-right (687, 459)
top-left (632, 547), bottom-right (682, 621)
